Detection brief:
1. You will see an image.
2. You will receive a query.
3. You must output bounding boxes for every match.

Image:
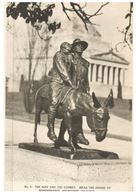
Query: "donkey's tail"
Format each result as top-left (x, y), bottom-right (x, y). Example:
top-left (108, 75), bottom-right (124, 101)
top-left (35, 85), bottom-right (47, 102)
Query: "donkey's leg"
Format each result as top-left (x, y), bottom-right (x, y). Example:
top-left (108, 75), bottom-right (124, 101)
top-left (65, 112), bottom-right (76, 152)
top-left (54, 119), bottom-right (68, 148)
top-left (33, 109), bottom-right (42, 144)
top-left (57, 119), bottom-right (68, 146)
top-left (34, 124), bottom-right (38, 144)
top-left (72, 118), bottom-right (83, 149)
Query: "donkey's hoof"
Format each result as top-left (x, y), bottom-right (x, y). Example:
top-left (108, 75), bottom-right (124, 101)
top-left (34, 138), bottom-right (38, 144)
top-left (54, 140), bottom-right (60, 149)
top-left (57, 139), bottom-right (68, 147)
top-left (69, 146), bottom-right (77, 153)
top-left (74, 143), bottom-right (83, 149)
top-left (47, 131), bottom-right (57, 142)
top-left (77, 133), bottom-right (89, 145)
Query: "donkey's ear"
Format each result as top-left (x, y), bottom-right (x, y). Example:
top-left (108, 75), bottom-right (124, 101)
top-left (103, 89), bottom-right (114, 107)
top-left (92, 92), bottom-right (101, 108)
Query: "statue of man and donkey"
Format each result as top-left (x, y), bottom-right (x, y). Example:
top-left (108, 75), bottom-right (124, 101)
top-left (33, 39), bottom-right (113, 153)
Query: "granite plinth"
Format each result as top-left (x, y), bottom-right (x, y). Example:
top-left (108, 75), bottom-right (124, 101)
top-left (19, 143), bottom-right (119, 160)
top-left (18, 143), bottom-right (132, 183)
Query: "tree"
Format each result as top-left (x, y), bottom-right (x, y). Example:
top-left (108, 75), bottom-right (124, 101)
top-left (115, 2), bottom-right (133, 52)
top-left (8, 20), bottom-right (50, 113)
top-left (117, 80), bottom-right (122, 99)
top-left (5, 77), bottom-right (9, 92)
top-left (19, 24), bottom-right (50, 113)
top-left (19, 74), bottom-right (24, 92)
top-left (108, 89), bottom-right (114, 108)
top-left (25, 23), bottom-right (50, 81)
top-left (6, 2), bottom-right (110, 40)
top-left (6, 2), bottom-right (133, 50)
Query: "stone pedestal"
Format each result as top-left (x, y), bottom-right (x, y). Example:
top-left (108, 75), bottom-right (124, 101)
top-left (18, 143), bottom-right (131, 183)
top-left (19, 143), bottom-right (119, 160)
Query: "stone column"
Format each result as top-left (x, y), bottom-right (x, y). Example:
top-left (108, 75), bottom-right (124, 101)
top-left (114, 67), bottom-right (119, 86)
top-left (120, 68), bottom-right (124, 86)
top-left (109, 67), bottom-right (113, 85)
top-left (103, 66), bottom-right (108, 84)
top-left (92, 64), bottom-right (97, 82)
top-left (97, 65), bottom-right (102, 83)
top-left (123, 69), bottom-right (125, 87)
top-left (90, 63), bottom-right (94, 82)
top-left (88, 63), bottom-right (91, 82)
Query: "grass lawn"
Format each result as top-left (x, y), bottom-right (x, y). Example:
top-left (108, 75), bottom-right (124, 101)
top-left (5, 92), bottom-right (132, 124)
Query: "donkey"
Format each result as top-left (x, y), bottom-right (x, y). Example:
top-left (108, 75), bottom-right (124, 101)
top-left (34, 84), bottom-right (112, 152)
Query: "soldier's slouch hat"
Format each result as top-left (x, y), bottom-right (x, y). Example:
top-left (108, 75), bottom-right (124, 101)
top-left (72, 38), bottom-right (88, 50)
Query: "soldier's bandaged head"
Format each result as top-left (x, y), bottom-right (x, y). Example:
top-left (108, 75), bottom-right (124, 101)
top-left (60, 42), bottom-right (72, 51)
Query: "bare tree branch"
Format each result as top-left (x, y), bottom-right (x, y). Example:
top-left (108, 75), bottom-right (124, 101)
top-left (115, 41), bottom-right (126, 52)
top-left (6, 2), bottom-right (110, 35)
top-left (6, 21), bottom-right (18, 37)
top-left (81, 3), bottom-right (87, 9)
top-left (70, 2), bottom-right (91, 31)
top-left (61, 2), bottom-right (109, 31)
top-left (115, 2), bottom-right (133, 51)
top-left (61, 2), bottom-right (71, 20)
top-left (88, 2), bottom-right (109, 19)
top-left (124, 2), bottom-right (133, 46)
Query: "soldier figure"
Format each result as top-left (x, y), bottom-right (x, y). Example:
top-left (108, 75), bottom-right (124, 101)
top-left (71, 38), bottom-right (90, 145)
top-left (47, 42), bottom-right (75, 142)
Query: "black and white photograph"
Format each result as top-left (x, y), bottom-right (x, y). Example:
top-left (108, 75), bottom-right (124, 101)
top-left (4, 1), bottom-right (133, 191)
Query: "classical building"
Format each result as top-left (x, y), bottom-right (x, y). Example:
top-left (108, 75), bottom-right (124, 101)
top-left (89, 50), bottom-right (128, 86)
top-left (87, 50), bottom-right (130, 98)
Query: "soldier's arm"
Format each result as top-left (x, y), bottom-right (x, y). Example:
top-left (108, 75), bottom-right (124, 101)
top-left (54, 52), bottom-right (74, 87)
top-left (85, 62), bottom-right (90, 93)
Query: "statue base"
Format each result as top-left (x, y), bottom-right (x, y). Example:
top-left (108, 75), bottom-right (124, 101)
top-left (19, 143), bottom-right (119, 160)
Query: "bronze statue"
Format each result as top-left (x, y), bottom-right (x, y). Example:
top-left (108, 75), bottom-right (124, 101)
top-left (33, 39), bottom-right (112, 152)
top-left (33, 85), bottom-right (112, 152)
top-left (71, 38), bottom-right (90, 144)
top-left (47, 42), bottom-right (76, 142)
top-left (58, 39), bottom-right (90, 146)
top-left (71, 38), bottom-right (90, 94)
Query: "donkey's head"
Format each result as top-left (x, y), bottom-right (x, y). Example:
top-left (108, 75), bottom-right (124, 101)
top-left (87, 92), bottom-right (113, 142)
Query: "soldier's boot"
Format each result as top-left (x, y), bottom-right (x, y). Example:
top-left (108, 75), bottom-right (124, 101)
top-left (47, 112), bottom-right (57, 142)
top-left (77, 130), bottom-right (89, 145)
top-left (74, 116), bottom-right (89, 145)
